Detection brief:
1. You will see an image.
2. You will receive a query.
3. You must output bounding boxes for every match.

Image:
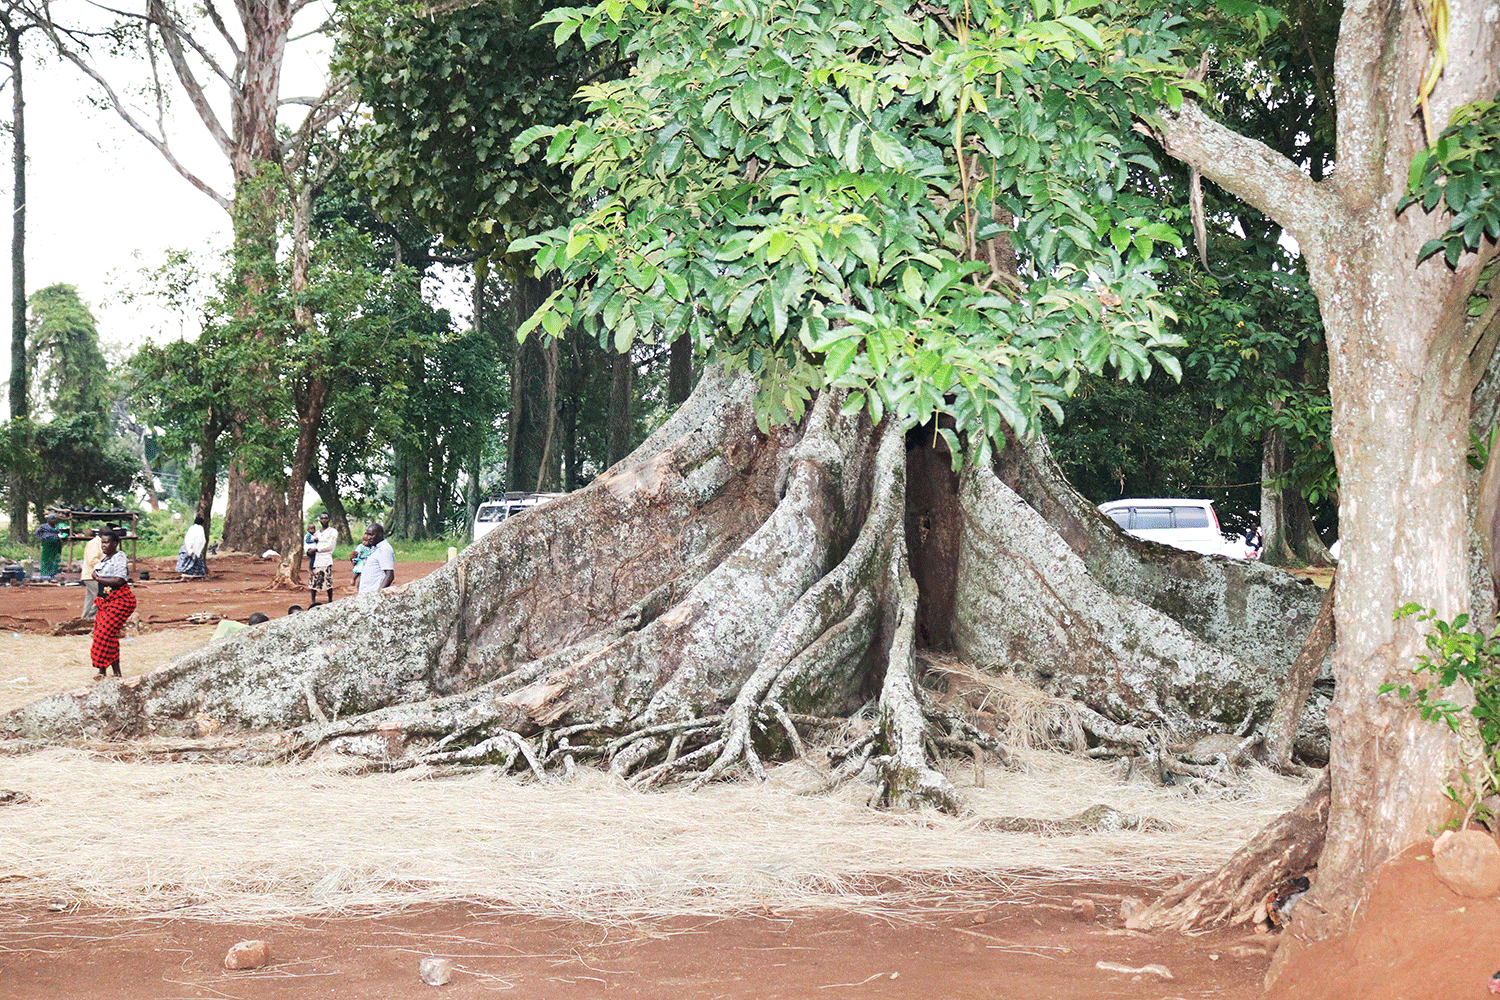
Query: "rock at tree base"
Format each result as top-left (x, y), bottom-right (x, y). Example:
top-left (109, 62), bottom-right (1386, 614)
top-left (1432, 830), bottom-right (1500, 898)
top-left (223, 939), bottom-right (271, 970)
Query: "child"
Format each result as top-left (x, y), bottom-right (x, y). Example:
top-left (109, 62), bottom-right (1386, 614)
top-left (350, 538), bottom-right (373, 588)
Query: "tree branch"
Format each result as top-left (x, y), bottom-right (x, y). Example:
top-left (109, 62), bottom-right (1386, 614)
top-left (200, 0), bottom-right (241, 64)
top-left (145, 0), bottom-right (235, 159)
top-left (1137, 103), bottom-right (1346, 262)
top-left (28, 4), bottom-right (228, 209)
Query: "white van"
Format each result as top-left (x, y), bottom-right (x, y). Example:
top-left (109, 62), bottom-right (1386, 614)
top-left (1097, 498), bottom-right (1240, 558)
top-left (472, 492), bottom-right (563, 543)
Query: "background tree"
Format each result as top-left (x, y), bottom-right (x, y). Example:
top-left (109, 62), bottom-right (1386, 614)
top-left (0, 3), bottom-right (39, 542)
top-left (341, 0), bottom-right (641, 501)
top-left (1048, 0), bottom-right (1339, 563)
top-left (26, 0), bottom-right (353, 555)
top-left (2, 283), bottom-right (133, 518)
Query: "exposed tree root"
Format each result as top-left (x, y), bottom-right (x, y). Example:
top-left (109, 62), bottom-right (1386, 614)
top-left (2, 371), bottom-right (1330, 845)
top-left (1134, 769), bottom-right (1330, 932)
top-left (1265, 578), bottom-right (1335, 777)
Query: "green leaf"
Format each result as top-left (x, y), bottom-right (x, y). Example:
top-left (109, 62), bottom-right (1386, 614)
top-left (826, 338), bottom-right (858, 379)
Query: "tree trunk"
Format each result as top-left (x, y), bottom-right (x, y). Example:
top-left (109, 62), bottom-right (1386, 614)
top-left (1258, 428), bottom-right (1295, 566)
top-left (1146, 0), bottom-right (1500, 959)
top-left (607, 349), bottom-right (632, 466)
top-left (220, 454), bottom-right (290, 555)
top-left (190, 403), bottom-right (224, 527)
top-left (307, 465), bottom-right (351, 545)
top-left (507, 274), bottom-right (560, 493)
top-left (668, 333), bottom-right (693, 405)
top-left (1, 372), bottom-right (1324, 820)
top-left (6, 16), bottom-right (25, 544)
top-left (1264, 577), bottom-right (1335, 776)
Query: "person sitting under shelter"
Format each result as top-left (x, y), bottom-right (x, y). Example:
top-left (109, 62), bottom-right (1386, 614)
top-left (175, 516), bottom-right (208, 578)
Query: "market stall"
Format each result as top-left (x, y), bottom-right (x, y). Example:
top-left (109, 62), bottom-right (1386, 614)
top-left (46, 507), bottom-right (142, 571)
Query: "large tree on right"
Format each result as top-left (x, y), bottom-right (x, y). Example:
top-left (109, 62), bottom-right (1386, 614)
top-left (1148, 0), bottom-right (1500, 959)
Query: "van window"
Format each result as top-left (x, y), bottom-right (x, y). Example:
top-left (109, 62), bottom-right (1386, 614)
top-left (1107, 509), bottom-right (1130, 528)
top-left (1133, 508), bottom-right (1173, 530)
top-left (1173, 506), bottom-right (1209, 528)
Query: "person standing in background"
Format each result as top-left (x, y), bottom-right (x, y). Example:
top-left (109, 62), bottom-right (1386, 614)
top-left (309, 512), bottom-right (338, 606)
top-left (36, 514), bottom-right (63, 580)
top-left (79, 528), bottom-right (104, 618)
top-left (358, 523), bottom-right (396, 593)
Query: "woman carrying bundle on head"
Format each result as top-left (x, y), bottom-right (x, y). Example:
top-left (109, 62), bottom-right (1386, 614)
top-left (90, 529), bottom-right (135, 679)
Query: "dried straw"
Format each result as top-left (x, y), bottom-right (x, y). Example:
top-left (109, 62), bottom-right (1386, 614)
top-left (0, 744), bottom-right (1309, 923)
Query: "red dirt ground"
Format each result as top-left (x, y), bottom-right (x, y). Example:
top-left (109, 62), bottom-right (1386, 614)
top-left (1, 883), bottom-right (1276, 1000)
top-left (0, 554), bottom-right (1493, 999)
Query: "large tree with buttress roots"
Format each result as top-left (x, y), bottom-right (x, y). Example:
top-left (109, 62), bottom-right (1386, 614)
top-left (5, 0), bottom-right (1334, 897)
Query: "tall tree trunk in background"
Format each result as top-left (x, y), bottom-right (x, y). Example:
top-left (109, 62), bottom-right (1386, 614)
top-left (1258, 428), bottom-right (1294, 566)
top-left (193, 409), bottom-right (221, 528)
top-left (1259, 427), bottom-right (1329, 567)
top-left (306, 466), bottom-right (350, 544)
top-left (425, 446), bottom-right (445, 536)
top-left (5, 15), bottom-right (26, 543)
top-left (220, 454), bottom-right (289, 554)
top-left (389, 341), bottom-right (429, 541)
top-left (668, 333), bottom-right (692, 405)
top-left (465, 445), bottom-right (480, 536)
top-left (196, 0), bottom-right (299, 557)
top-left (607, 349), bottom-right (632, 466)
top-left (507, 273), bottom-right (560, 493)
top-left (391, 444), bottom-right (414, 537)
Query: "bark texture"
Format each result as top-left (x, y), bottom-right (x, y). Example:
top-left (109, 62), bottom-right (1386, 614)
top-left (1147, 0), bottom-right (1500, 953)
top-left (2, 372), bottom-right (1324, 816)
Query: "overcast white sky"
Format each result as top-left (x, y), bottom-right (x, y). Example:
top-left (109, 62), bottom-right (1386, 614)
top-left (2, 11), bottom-right (338, 386)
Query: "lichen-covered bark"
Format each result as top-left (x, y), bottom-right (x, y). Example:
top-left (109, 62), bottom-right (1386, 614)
top-left (953, 465), bottom-right (1299, 732)
top-left (3, 372), bottom-right (1328, 817)
top-left (996, 438), bottom-right (1325, 673)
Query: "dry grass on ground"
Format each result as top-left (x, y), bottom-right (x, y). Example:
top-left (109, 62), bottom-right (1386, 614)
top-left (0, 626), bottom-right (217, 711)
top-left (0, 745), bottom-right (1308, 924)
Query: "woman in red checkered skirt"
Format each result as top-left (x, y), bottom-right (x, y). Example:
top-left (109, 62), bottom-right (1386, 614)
top-left (90, 530), bottom-right (135, 679)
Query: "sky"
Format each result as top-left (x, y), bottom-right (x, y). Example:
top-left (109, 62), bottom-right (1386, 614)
top-left (2, 9), bottom-right (337, 386)
top-left (14, 58), bottom-right (227, 357)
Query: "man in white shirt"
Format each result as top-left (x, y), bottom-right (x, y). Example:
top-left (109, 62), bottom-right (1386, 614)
top-left (309, 512), bottom-right (339, 606)
top-left (358, 523), bottom-right (396, 594)
top-left (79, 528), bottom-right (105, 618)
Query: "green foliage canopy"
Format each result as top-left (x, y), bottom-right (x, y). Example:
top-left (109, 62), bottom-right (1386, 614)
top-left (513, 0), bottom-right (1202, 462)
top-left (27, 283), bottom-right (112, 435)
top-left (340, 0), bottom-right (603, 269)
